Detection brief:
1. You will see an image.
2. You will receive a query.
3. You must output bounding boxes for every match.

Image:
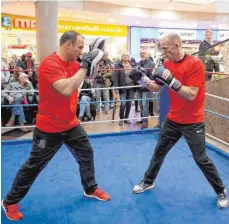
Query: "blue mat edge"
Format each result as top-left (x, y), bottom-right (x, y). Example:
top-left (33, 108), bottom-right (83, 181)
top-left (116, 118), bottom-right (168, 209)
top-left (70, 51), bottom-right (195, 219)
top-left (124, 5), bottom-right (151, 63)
top-left (1, 128), bottom-right (159, 145)
top-left (206, 142), bottom-right (229, 161)
top-left (2, 128), bottom-right (229, 160)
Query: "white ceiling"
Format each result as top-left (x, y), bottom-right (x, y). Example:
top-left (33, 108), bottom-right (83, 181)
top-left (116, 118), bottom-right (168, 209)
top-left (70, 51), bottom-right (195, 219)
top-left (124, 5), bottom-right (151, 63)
top-left (94, 0), bottom-right (229, 13)
top-left (1, 0), bottom-right (229, 13)
top-left (1, 0), bottom-right (229, 29)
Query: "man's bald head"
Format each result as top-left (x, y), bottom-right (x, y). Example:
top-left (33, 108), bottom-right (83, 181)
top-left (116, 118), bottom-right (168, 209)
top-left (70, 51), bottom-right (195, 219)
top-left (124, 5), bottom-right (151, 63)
top-left (161, 33), bottom-right (182, 46)
top-left (160, 33), bottom-right (184, 62)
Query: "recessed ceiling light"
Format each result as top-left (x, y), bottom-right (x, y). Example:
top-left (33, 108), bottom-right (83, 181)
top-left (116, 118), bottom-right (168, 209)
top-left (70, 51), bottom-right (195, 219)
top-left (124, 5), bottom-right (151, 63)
top-left (211, 24), bottom-right (217, 28)
top-left (136, 21), bottom-right (141, 24)
top-left (108, 18), bottom-right (116, 23)
top-left (168, 7), bottom-right (174, 10)
top-left (136, 3), bottom-right (141, 7)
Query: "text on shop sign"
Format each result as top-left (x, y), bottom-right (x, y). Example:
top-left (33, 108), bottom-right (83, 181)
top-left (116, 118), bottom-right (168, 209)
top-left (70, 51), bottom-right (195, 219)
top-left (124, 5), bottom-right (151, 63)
top-left (2, 17), bottom-right (36, 29)
top-left (158, 29), bottom-right (196, 40)
top-left (58, 25), bottom-right (124, 33)
top-left (14, 19), bottom-right (36, 29)
top-left (1, 14), bottom-right (127, 37)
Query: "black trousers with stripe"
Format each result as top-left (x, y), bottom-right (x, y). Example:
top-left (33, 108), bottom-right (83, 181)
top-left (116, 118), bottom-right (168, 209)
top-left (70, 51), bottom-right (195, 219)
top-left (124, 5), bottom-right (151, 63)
top-left (4, 125), bottom-right (97, 204)
top-left (143, 119), bottom-right (225, 194)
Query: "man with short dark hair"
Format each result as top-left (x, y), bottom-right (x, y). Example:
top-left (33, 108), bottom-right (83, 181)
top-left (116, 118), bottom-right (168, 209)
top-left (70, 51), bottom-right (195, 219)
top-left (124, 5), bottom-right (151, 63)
top-left (198, 30), bottom-right (218, 81)
top-left (2, 31), bottom-right (110, 221)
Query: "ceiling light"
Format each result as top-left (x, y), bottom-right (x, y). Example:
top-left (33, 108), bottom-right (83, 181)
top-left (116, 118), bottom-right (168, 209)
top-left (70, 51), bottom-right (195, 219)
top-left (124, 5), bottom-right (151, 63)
top-left (158, 11), bottom-right (177, 20)
top-left (136, 3), bottom-right (141, 7)
top-left (158, 21), bottom-right (197, 29)
top-left (218, 23), bottom-right (229, 29)
top-left (108, 18), bottom-right (116, 23)
top-left (122, 8), bottom-right (146, 17)
top-left (211, 24), bottom-right (217, 28)
top-left (136, 21), bottom-right (141, 25)
top-left (168, 7), bottom-right (174, 10)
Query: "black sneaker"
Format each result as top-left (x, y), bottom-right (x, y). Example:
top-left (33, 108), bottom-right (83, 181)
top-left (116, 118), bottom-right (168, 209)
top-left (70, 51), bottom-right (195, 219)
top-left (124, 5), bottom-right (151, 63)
top-left (133, 181), bottom-right (155, 194)
top-left (217, 189), bottom-right (229, 209)
top-left (119, 120), bottom-right (123, 126)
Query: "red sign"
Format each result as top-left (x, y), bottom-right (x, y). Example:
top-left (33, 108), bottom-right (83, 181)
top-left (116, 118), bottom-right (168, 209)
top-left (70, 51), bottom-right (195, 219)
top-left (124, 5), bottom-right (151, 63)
top-left (9, 45), bottom-right (27, 49)
top-left (14, 18), bottom-right (36, 29)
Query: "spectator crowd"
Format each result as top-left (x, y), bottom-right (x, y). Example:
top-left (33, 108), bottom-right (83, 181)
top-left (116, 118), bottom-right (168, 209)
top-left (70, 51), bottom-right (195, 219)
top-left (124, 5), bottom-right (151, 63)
top-left (1, 34), bottom-right (224, 132)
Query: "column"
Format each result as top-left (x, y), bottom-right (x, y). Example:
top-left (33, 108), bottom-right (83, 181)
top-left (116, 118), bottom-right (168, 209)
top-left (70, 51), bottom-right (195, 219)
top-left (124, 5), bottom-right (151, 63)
top-left (35, 1), bottom-right (58, 62)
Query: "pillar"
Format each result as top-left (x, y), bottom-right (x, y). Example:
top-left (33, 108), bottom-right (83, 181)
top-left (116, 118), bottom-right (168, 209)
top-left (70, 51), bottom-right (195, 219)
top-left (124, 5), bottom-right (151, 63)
top-left (35, 1), bottom-right (58, 62)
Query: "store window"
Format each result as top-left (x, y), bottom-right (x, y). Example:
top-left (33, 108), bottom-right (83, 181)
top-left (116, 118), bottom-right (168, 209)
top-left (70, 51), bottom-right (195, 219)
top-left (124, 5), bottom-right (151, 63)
top-left (130, 27), bottom-right (219, 62)
top-left (1, 14), bottom-right (128, 64)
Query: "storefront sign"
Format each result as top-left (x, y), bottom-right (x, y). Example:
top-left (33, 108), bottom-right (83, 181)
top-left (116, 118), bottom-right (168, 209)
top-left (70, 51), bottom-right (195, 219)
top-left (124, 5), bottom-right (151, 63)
top-left (217, 31), bottom-right (229, 41)
top-left (58, 21), bottom-right (127, 37)
top-left (2, 16), bottom-right (11, 27)
top-left (9, 45), bottom-right (27, 49)
top-left (1, 14), bottom-right (127, 37)
top-left (158, 29), bottom-right (196, 40)
top-left (14, 18), bottom-right (36, 29)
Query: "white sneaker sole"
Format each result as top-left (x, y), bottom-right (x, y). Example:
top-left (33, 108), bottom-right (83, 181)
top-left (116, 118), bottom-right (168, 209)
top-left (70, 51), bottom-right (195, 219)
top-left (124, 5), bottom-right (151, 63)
top-left (1, 200), bottom-right (23, 221)
top-left (217, 200), bottom-right (229, 209)
top-left (133, 184), bottom-right (155, 194)
top-left (83, 192), bottom-right (110, 201)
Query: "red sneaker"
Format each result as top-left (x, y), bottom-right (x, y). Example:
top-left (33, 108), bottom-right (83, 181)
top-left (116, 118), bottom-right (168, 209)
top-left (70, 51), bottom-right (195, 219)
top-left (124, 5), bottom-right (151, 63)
top-left (84, 187), bottom-right (110, 201)
top-left (1, 200), bottom-right (23, 221)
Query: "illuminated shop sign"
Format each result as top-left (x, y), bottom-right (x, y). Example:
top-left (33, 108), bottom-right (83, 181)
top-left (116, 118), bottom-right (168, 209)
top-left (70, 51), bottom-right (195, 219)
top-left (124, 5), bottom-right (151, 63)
top-left (1, 14), bottom-right (127, 37)
top-left (217, 31), bottom-right (229, 41)
top-left (158, 29), bottom-right (196, 40)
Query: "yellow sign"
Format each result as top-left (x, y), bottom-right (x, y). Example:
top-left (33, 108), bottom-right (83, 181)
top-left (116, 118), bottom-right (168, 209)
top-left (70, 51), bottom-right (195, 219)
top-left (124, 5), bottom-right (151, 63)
top-left (1, 14), bottom-right (127, 37)
top-left (58, 21), bottom-right (127, 37)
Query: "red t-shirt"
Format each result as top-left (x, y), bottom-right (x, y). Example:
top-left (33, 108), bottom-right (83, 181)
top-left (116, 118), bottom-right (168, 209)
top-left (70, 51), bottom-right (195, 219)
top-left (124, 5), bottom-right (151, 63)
top-left (164, 54), bottom-right (205, 124)
top-left (36, 52), bottom-right (80, 133)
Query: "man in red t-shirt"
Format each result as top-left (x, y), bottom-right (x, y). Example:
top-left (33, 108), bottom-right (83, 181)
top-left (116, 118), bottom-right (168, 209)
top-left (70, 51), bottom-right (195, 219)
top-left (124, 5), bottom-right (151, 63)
top-left (129, 33), bottom-right (228, 209)
top-left (2, 31), bottom-right (110, 221)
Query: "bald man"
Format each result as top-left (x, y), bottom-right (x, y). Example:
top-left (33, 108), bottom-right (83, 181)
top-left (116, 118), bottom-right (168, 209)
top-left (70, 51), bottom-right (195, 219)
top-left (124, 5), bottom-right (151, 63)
top-left (129, 33), bottom-right (228, 209)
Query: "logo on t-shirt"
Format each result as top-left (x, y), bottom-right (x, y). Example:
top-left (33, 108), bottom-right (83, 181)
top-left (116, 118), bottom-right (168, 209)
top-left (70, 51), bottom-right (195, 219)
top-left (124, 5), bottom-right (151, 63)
top-left (162, 69), bottom-right (171, 80)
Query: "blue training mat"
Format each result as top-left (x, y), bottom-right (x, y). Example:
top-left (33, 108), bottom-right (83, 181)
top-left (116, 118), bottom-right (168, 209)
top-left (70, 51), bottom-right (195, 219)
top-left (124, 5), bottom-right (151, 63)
top-left (1, 131), bottom-right (229, 224)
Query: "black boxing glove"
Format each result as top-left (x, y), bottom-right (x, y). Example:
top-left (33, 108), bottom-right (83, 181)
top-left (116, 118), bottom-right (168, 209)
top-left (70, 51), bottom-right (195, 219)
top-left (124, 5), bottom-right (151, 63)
top-left (152, 65), bottom-right (181, 92)
top-left (129, 66), bottom-right (150, 87)
top-left (80, 49), bottom-right (104, 77)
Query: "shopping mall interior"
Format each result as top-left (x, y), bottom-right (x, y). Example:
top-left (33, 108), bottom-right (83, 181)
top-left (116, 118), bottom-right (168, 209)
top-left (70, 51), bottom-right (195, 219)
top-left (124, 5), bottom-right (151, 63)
top-left (1, 0), bottom-right (229, 223)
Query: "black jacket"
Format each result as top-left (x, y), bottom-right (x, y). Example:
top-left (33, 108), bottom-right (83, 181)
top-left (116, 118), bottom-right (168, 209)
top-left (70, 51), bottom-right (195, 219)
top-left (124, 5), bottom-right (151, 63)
top-left (112, 61), bottom-right (134, 94)
top-left (198, 40), bottom-right (216, 71)
top-left (29, 74), bottom-right (38, 89)
top-left (79, 81), bottom-right (92, 99)
top-left (19, 59), bottom-right (35, 71)
top-left (137, 58), bottom-right (155, 92)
